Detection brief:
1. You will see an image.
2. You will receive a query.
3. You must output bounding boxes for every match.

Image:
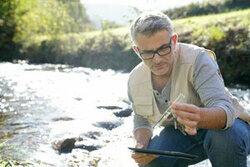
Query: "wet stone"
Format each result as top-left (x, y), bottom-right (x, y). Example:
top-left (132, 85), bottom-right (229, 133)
top-left (96, 106), bottom-right (122, 110)
top-left (52, 138), bottom-right (76, 154)
top-left (93, 121), bottom-right (121, 130)
top-left (75, 144), bottom-right (101, 152)
top-left (52, 137), bottom-right (102, 154)
top-left (52, 117), bottom-right (74, 121)
top-left (83, 131), bottom-right (102, 140)
top-left (74, 97), bottom-right (82, 101)
top-left (113, 108), bottom-right (132, 117)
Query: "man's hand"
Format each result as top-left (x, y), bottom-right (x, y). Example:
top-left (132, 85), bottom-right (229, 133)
top-left (132, 128), bottom-right (158, 165)
top-left (170, 102), bottom-right (201, 135)
top-left (131, 143), bottom-right (159, 165)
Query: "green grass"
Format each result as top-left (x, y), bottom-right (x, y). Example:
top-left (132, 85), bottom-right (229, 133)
top-left (173, 9), bottom-right (250, 33)
top-left (0, 160), bottom-right (33, 167)
top-left (0, 140), bottom-right (33, 167)
top-left (30, 8), bottom-right (249, 47)
top-left (83, 9), bottom-right (249, 36)
top-left (0, 140), bottom-right (8, 147)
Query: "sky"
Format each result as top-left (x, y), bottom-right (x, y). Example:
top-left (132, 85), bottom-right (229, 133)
top-left (82, 0), bottom-right (205, 11)
top-left (81, 0), bottom-right (205, 27)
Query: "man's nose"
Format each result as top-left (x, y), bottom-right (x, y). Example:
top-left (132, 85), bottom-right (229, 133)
top-left (153, 52), bottom-right (162, 63)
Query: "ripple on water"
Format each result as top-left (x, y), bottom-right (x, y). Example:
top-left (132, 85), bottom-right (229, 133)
top-left (0, 63), bottom-right (249, 166)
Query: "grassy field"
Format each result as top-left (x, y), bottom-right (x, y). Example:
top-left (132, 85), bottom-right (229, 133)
top-left (173, 9), bottom-right (250, 30)
top-left (79, 9), bottom-right (250, 38)
top-left (173, 9), bottom-right (250, 45)
top-left (22, 8), bottom-right (249, 85)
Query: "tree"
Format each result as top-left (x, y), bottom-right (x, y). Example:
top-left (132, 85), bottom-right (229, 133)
top-left (0, 0), bottom-right (93, 61)
top-left (0, 0), bottom-right (23, 60)
top-left (57, 0), bottom-right (93, 32)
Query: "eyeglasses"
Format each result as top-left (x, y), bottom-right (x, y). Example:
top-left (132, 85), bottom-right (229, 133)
top-left (137, 39), bottom-right (172, 60)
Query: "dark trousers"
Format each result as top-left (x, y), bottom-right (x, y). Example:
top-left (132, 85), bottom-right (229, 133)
top-left (140, 119), bottom-right (250, 167)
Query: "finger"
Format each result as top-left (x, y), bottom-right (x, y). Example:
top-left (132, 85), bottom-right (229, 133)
top-left (134, 156), bottom-right (148, 165)
top-left (132, 154), bottom-right (146, 163)
top-left (177, 116), bottom-right (198, 128)
top-left (171, 103), bottom-right (200, 113)
top-left (132, 152), bottom-right (158, 159)
top-left (131, 152), bottom-right (146, 159)
top-left (135, 143), bottom-right (145, 149)
top-left (131, 153), bottom-right (153, 163)
top-left (185, 126), bottom-right (197, 135)
top-left (135, 154), bottom-right (159, 165)
top-left (173, 110), bottom-right (200, 121)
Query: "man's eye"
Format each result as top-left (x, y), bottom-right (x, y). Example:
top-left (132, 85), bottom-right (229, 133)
top-left (159, 47), bottom-right (170, 52)
top-left (160, 45), bottom-right (170, 49)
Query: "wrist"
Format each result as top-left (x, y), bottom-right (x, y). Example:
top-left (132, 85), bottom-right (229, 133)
top-left (134, 128), bottom-right (152, 148)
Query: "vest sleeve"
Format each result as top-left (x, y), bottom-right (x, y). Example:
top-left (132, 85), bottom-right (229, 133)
top-left (133, 114), bottom-right (152, 133)
top-left (127, 80), bottom-right (152, 133)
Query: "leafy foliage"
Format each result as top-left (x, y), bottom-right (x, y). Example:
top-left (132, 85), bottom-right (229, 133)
top-left (58, 0), bottom-right (93, 32)
top-left (0, 0), bottom-right (21, 60)
top-left (23, 32), bottom-right (140, 72)
top-left (0, 160), bottom-right (32, 167)
top-left (15, 0), bottom-right (74, 42)
top-left (0, 0), bottom-right (91, 60)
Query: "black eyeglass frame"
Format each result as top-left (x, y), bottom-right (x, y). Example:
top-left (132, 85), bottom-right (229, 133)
top-left (137, 39), bottom-right (172, 60)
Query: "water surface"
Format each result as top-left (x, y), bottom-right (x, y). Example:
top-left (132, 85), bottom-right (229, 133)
top-left (0, 62), bottom-right (249, 166)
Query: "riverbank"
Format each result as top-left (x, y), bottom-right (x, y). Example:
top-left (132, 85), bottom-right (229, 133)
top-left (1, 9), bottom-right (249, 86)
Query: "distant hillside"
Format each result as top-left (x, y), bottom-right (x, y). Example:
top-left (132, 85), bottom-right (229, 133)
top-left (164, 0), bottom-right (250, 19)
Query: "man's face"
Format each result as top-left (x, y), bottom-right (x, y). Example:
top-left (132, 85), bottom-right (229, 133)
top-left (134, 29), bottom-right (175, 77)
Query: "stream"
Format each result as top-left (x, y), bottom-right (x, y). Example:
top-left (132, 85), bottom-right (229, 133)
top-left (0, 62), bottom-right (249, 167)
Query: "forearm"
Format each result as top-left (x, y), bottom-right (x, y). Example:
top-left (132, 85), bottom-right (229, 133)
top-left (133, 128), bottom-right (152, 148)
top-left (198, 106), bottom-right (227, 129)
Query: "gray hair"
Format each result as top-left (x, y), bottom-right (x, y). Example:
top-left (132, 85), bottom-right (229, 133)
top-left (130, 11), bottom-right (173, 45)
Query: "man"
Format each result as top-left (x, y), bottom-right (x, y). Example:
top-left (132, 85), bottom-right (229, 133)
top-left (127, 11), bottom-right (250, 167)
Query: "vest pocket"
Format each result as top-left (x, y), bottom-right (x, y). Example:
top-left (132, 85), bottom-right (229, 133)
top-left (134, 97), bottom-right (153, 116)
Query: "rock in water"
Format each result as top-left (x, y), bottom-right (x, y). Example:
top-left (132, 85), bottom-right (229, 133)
top-left (52, 117), bottom-right (74, 121)
top-left (96, 106), bottom-right (122, 110)
top-left (83, 131), bottom-right (102, 140)
top-left (52, 138), bottom-right (76, 154)
top-left (93, 121), bottom-right (121, 130)
top-left (74, 144), bottom-right (101, 152)
top-left (114, 108), bottom-right (132, 117)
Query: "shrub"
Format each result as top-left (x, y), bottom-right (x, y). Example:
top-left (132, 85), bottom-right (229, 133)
top-left (23, 32), bottom-right (140, 72)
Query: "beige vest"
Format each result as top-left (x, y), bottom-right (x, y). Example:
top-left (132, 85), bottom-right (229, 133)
top-left (128, 43), bottom-right (250, 126)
